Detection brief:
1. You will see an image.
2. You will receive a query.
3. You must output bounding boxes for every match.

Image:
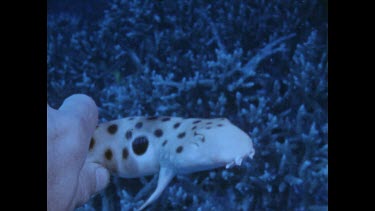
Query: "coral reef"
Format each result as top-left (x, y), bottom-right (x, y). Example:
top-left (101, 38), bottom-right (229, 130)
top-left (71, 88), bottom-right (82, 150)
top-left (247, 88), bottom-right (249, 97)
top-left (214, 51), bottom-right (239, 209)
top-left (48, 0), bottom-right (327, 210)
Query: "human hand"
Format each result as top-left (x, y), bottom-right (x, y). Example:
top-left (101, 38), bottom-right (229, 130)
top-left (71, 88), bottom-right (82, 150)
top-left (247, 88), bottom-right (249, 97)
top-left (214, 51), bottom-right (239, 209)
top-left (47, 94), bottom-right (110, 211)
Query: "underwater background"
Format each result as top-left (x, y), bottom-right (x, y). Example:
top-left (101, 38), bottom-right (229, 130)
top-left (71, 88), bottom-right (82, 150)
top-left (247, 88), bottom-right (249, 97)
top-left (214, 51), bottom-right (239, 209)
top-left (47, 0), bottom-right (328, 210)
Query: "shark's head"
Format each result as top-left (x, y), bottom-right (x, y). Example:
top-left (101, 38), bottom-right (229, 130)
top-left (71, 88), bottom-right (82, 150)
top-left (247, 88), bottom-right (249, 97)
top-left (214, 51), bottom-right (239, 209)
top-left (159, 118), bottom-right (254, 173)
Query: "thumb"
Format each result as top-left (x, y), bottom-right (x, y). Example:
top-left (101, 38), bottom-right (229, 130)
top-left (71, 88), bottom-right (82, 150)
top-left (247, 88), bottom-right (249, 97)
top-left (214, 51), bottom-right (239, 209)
top-left (58, 94), bottom-right (98, 139)
top-left (74, 162), bottom-right (110, 207)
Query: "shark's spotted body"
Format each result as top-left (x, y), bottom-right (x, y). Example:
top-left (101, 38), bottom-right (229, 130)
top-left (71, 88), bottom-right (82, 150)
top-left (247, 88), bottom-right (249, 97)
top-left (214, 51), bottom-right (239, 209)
top-left (88, 116), bottom-right (254, 210)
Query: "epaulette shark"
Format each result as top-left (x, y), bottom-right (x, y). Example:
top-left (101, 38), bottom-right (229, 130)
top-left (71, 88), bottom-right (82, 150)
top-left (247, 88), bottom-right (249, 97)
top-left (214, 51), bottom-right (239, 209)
top-left (87, 116), bottom-right (255, 210)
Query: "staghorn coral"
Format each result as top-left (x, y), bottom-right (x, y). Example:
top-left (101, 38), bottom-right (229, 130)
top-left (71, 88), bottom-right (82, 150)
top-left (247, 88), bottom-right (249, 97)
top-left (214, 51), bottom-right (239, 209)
top-left (48, 0), bottom-right (327, 210)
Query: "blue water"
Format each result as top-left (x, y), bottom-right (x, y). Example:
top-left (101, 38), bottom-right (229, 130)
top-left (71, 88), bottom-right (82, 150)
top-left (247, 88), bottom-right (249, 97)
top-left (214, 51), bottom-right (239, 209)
top-left (47, 0), bottom-right (328, 210)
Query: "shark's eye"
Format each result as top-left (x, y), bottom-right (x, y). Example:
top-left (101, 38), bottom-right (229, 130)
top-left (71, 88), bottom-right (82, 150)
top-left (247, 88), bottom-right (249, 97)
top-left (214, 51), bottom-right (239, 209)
top-left (132, 136), bottom-right (149, 155)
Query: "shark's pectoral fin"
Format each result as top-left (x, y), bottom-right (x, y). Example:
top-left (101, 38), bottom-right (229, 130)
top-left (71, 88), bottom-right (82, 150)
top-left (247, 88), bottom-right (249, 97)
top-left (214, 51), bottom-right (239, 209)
top-left (138, 167), bottom-right (175, 210)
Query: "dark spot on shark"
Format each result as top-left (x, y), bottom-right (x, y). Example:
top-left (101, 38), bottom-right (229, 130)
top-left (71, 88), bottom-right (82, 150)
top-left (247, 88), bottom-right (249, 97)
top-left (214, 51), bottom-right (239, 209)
top-left (132, 136), bottom-right (149, 155)
top-left (107, 124), bottom-right (118, 134)
top-left (89, 138), bottom-right (95, 150)
top-left (135, 121), bottom-right (143, 129)
top-left (105, 149), bottom-right (113, 160)
top-left (147, 116), bottom-right (158, 120)
top-left (178, 132), bottom-right (186, 139)
top-left (154, 129), bottom-right (163, 138)
top-left (122, 147), bottom-right (129, 159)
top-left (161, 117), bottom-right (171, 122)
top-left (125, 130), bottom-right (132, 140)
top-left (193, 120), bottom-right (201, 124)
top-left (176, 146), bottom-right (183, 153)
top-left (162, 140), bottom-right (168, 146)
top-left (173, 122), bottom-right (181, 129)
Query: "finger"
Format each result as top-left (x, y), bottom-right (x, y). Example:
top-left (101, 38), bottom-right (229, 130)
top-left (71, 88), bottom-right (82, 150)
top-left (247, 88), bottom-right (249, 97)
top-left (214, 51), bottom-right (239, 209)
top-left (58, 94), bottom-right (98, 135)
top-left (47, 104), bottom-right (58, 140)
top-left (74, 162), bottom-right (110, 207)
